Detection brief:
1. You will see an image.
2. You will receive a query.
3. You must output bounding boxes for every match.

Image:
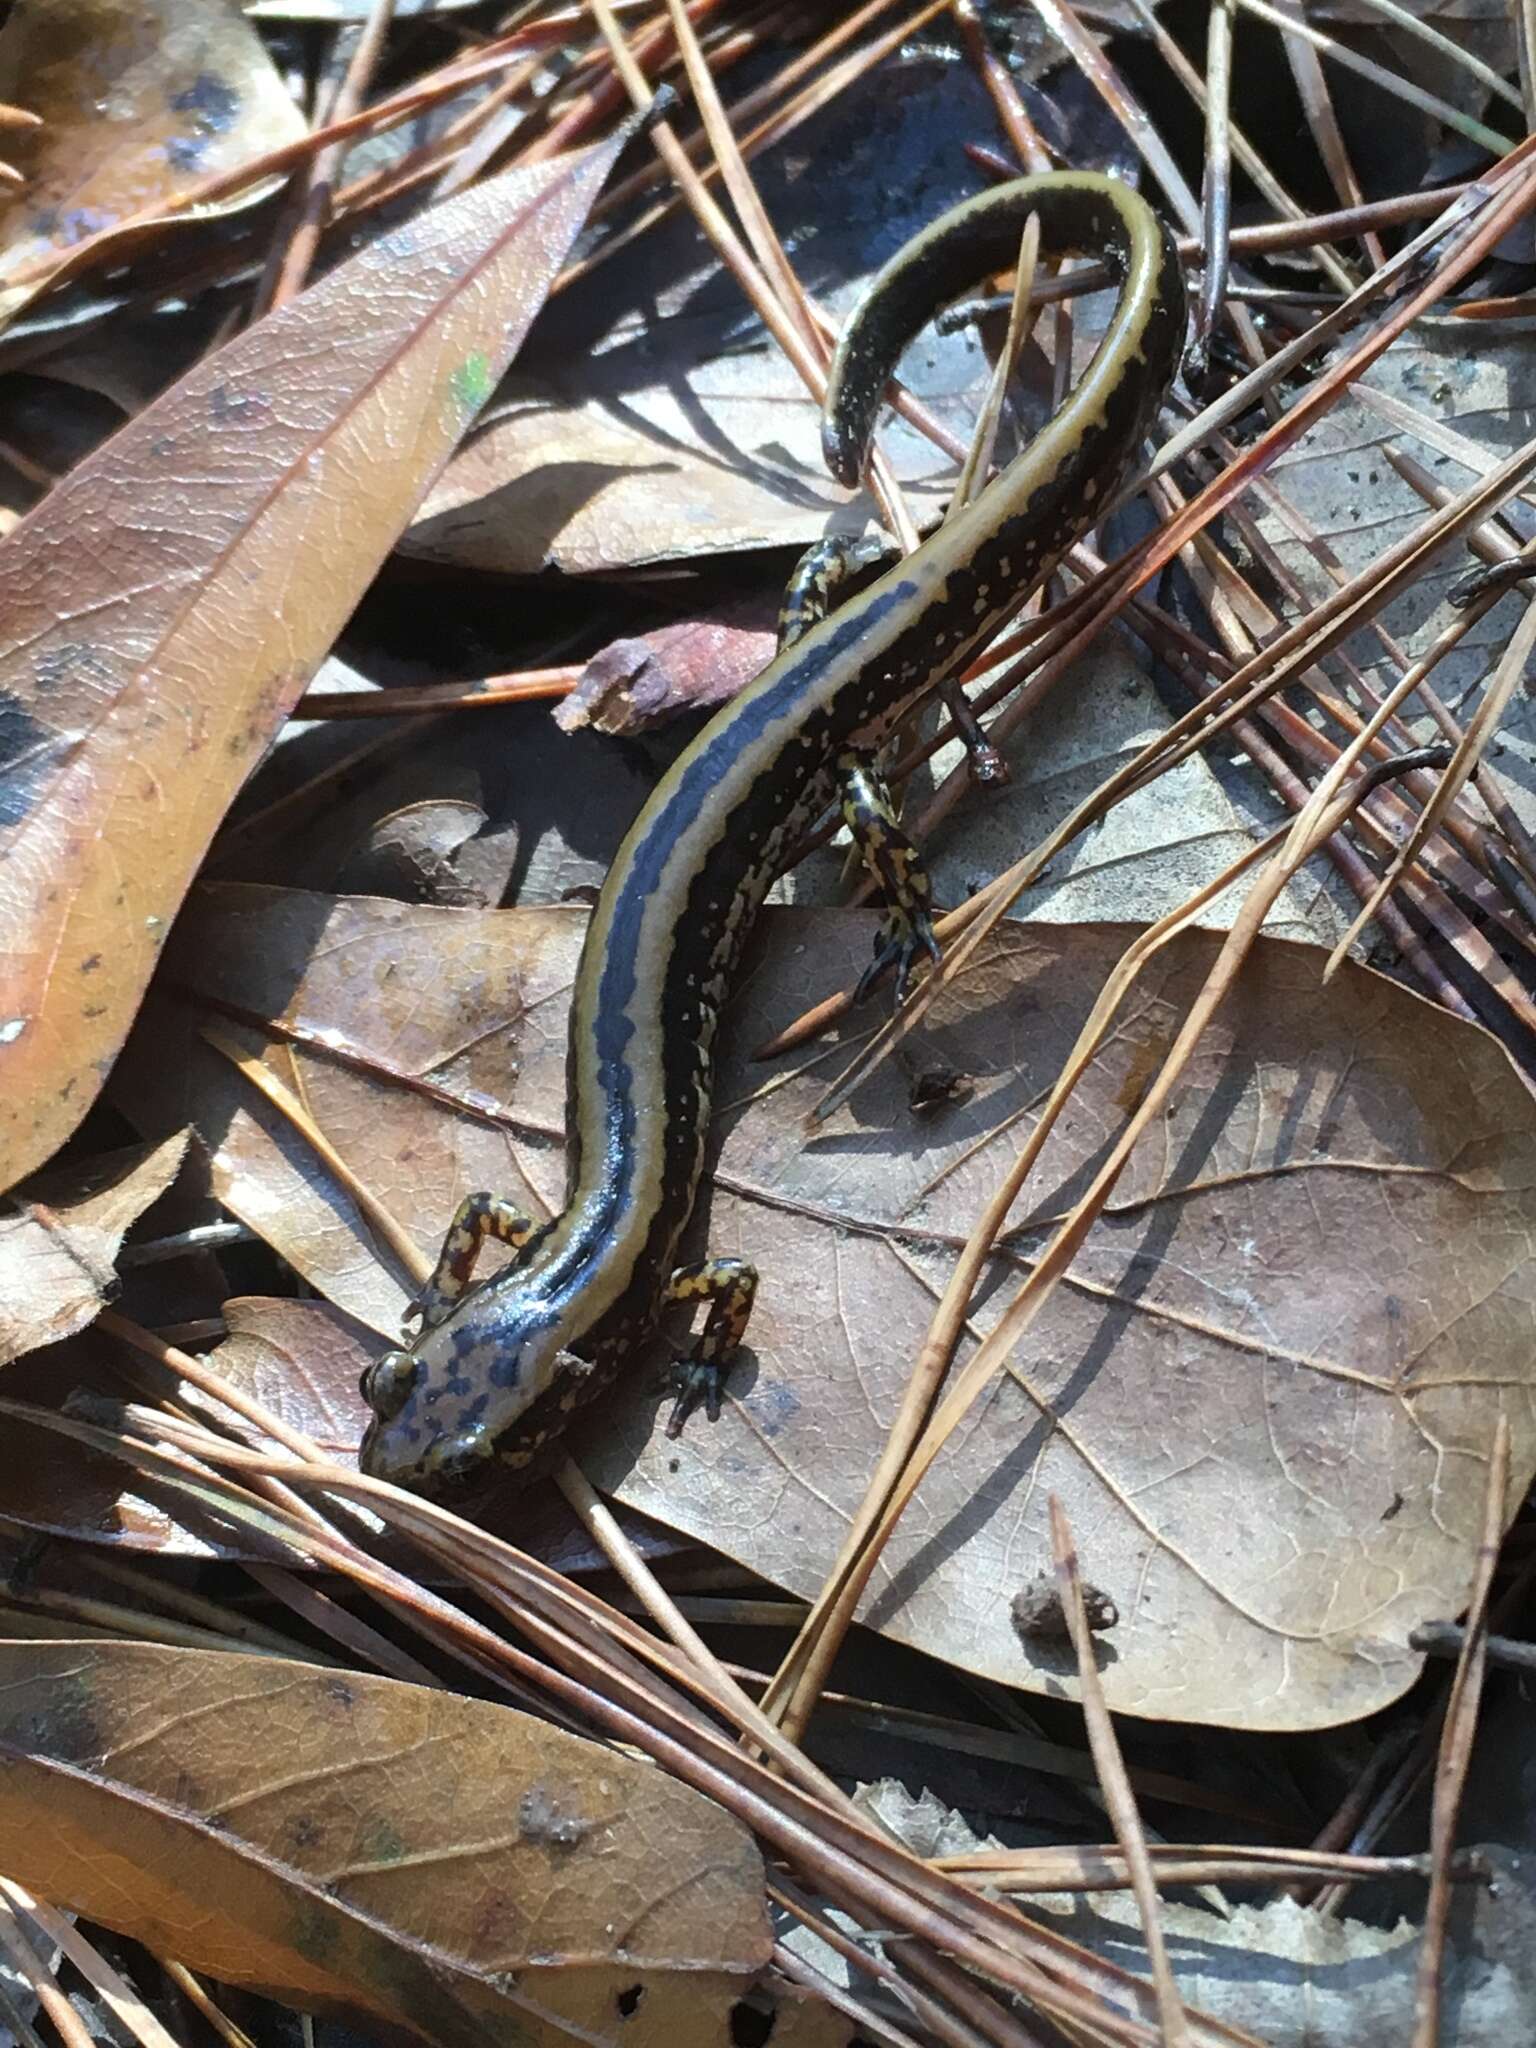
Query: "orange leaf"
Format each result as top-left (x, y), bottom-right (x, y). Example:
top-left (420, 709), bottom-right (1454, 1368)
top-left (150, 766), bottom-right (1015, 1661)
top-left (0, 129), bottom-right (628, 1193)
top-left (0, 1641), bottom-right (769, 2046)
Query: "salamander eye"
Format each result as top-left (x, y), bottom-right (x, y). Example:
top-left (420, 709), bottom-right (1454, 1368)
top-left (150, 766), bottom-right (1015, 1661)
top-left (361, 1349), bottom-right (417, 1421)
top-left (429, 1423), bottom-right (495, 1486)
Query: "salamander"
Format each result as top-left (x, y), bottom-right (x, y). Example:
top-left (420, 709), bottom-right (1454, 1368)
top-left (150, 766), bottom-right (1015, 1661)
top-left (358, 171), bottom-right (1186, 1494)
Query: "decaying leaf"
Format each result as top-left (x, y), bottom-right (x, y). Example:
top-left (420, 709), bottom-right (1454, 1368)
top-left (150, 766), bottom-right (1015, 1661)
top-left (400, 358), bottom-right (922, 576)
top-left (1262, 326), bottom-right (1536, 836)
top-left (0, 0), bottom-right (304, 284)
top-left (0, 127), bottom-right (630, 1197)
top-left (120, 885), bottom-right (1536, 1729)
top-left (554, 597), bottom-right (779, 736)
top-left (0, 1132), bottom-right (187, 1365)
top-left (858, 1778), bottom-right (1534, 2047)
top-left (0, 1641), bottom-right (770, 2047)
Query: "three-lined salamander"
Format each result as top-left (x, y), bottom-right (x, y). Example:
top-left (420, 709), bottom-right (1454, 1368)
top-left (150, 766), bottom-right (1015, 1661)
top-left (359, 172), bottom-right (1186, 1494)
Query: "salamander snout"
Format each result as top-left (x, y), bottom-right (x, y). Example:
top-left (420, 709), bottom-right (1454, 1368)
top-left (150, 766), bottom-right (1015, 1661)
top-left (357, 1296), bottom-right (575, 1496)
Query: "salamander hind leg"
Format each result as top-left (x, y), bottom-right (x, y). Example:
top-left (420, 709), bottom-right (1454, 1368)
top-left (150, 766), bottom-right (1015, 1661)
top-left (838, 748), bottom-right (942, 1004)
top-left (663, 1256), bottom-right (758, 1439)
top-left (405, 1193), bottom-right (537, 1331)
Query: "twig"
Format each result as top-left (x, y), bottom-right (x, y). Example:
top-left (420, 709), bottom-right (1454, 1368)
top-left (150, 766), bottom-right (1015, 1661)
top-left (953, 215), bottom-right (1042, 509)
top-left (293, 666), bottom-right (582, 717)
top-left (1519, 0), bottom-right (1536, 131)
top-left (1051, 1500), bottom-right (1191, 2048)
top-left (254, 0), bottom-right (399, 316)
top-left (1412, 1419), bottom-right (1509, 2048)
top-left (942, 1842), bottom-right (1459, 1892)
top-left (1195, 0), bottom-right (1238, 370)
top-left (196, 1024), bottom-right (426, 1283)
top-left (1411, 1620), bottom-right (1536, 1673)
top-left (953, 0), bottom-right (1053, 172)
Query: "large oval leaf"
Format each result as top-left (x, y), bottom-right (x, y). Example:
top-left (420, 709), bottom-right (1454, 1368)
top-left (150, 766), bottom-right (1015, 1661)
top-left (0, 1641), bottom-right (770, 2047)
top-left (0, 127), bottom-right (629, 1194)
top-left (120, 886), bottom-right (1536, 1729)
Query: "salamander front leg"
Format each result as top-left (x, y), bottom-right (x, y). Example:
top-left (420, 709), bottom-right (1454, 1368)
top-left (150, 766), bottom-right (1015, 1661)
top-left (778, 533), bottom-right (901, 649)
top-left (405, 1193), bottom-right (537, 1331)
top-left (663, 1255), bottom-right (758, 1438)
top-left (838, 748), bottom-right (941, 1003)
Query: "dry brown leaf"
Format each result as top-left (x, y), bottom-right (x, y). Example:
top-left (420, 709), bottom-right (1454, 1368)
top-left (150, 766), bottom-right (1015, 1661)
top-left (400, 354), bottom-right (953, 576)
top-left (115, 887), bottom-right (580, 1336)
top-left (121, 885), bottom-right (1536, 1728)
top-left (0, 127), bottom-right (631, 1196)
top-left (0, 1132), bottom-right (187, 1364)
top-left (0, 0), bottom-right (304, 285)
top-left (0, 1640), bottom-right (770, 2047)
top-left (205, 1294), bottom-right (390, 1462)
top-left (554, 597), bottom-right (779, 736)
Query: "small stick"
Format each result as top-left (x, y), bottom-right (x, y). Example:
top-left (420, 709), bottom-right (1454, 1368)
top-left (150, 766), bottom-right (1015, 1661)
top-left (1411, 1619), bottom-right (1536, 1674)
top-left (1411, 1420), bottom-right (1509, 2048)
top-left (254, 0), bottom-right (399, 317)
top-left (1051, 1501), bottom-right (1191, 2048)
top-left (1194, 0), bottom-right (1238, 373)
top-left (293, 666), bottom-right (582, 717)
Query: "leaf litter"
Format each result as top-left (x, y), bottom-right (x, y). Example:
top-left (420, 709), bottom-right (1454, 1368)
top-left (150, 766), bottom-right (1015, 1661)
top-left (2, 5), bottom-right (1536, 2048)
top-left (116, 881), bottom-right (1536, 1728)
top-left (0, 0), bottom-right (305, 288)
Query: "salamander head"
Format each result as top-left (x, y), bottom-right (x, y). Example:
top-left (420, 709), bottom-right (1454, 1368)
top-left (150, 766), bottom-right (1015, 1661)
top-left (357, 1288), bottom-right (577, 1496)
